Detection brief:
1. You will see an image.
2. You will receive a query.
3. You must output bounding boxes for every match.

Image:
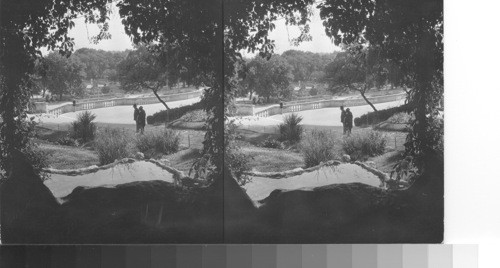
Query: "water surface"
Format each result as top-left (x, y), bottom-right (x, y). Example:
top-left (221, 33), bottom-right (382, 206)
top-left (243, 164), bottom-right (382, 201)
top-left (44, 161), bottom-right (175, 199)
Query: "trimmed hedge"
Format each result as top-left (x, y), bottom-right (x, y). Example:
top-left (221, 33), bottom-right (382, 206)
top-left (146, 100), bottom-right (205, 125)
top-left (354, 103), bottom-right (413, 127)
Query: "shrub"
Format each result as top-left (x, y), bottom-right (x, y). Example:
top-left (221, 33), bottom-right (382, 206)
top-left (223, 120), bottom-right (251, 185)
top-left (135, 129), bottom-right (180, 158)
top-left (386, 112), bottom-right (413, 124)
top-left (94, 128), bottom-right (132, 165)
top-left (278, 113), bottom-right (303, 144)
top-left (147, 100), bottom-right (206, 125)
top-left (225, 149), bottom-right (251, 186)
top-left (429, 115), bottom-right (444, 157)
top-left (342, 131), bottom-right (387, 161)
top-left (300, 130), bottom-right (337, 168)
top-left (24, 142), bottom-right (50, 181)
top-left (354, 104), bottom-right (413, 127)
top-left (71, 111), bottom-right (96, 143)
top-left (56, 135), bottom-right (79, 147)
top-left (309, 86), bottom-right (318, 96)
top-left (178, 109), bottom-right (207, 122)
top-left (260, 137), bottom-right (283, 149)
top-left (101, 86), bottom-right (111, 94)
top-left (0, 145), bottom-right (50, 182)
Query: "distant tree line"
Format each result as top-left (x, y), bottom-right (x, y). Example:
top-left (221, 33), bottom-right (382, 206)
top-left (33, 45), bottom-right (404, 107)
top-left (237, 50), bottom-right (336, 103)
top-left (322, 45), bottom-right (405, 111)
top-left (116, 45), bottom-right (205, 110)
top-left (32, 46), bottom-right (202, 102)
top-left (33, 48), bottom-right (128, 99)
top-left (237, 47), bottom-right (405, 109)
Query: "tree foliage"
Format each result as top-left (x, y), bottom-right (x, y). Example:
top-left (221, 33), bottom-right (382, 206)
top-left (323, 45), bottom-right (389, 111)
top-left (116, 0), bottom-right (224, 179)
top-left (241, 55), bottom-right (294, 102)
top-left (116, 46), bottom-right (172, 109)
top-left (73, 48), bottom-right (127, 81)
top-left (0, 0), bottom-right (110, 173)
top-left (281, 50), bottom-right (335, 83)
top-left (117, 0), bottom-right (316, 180)
top-left (224, 0), bottom-right (315, 181)
top-left (318, 0), bottom-right (443, 169)
top-left (36, 52), bottom-right (85, 99)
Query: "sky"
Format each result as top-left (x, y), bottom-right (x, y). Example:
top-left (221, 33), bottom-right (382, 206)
top-left (68, 5), bottom-right (132, 52)
top-left (266, 8), bottom-right (341, 55)
top-left (67, 6), bottom-right (340, 55)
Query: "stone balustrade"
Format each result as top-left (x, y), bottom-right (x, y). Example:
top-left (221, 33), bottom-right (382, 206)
top-left (43, 90), bottom-right (202, 116)
top-left (245, 93), bottom-right (406, 117)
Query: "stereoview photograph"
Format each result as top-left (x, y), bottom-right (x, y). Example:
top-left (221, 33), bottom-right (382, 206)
top-left (0, 0), bottom-right (443, 243)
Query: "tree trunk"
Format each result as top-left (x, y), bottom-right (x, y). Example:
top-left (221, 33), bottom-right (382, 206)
top-left (360, 90), bottom-right (377, 112)
top-left (352, 84), bottom-right (378, 112)
top-left (152, 88), bottom-right (170, 110)
top-left (402, 86), bottom-right (411, 94)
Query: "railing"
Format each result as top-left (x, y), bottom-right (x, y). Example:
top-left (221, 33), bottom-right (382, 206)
top-left (45, 90), bottom-right (202, 116)
top-left (252, 93), bottom-right (406, 118)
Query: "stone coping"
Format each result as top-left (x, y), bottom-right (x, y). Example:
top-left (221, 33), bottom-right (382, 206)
top-left (353, 161), bottom-right (389, 183)
top-left (145, 159), bottom-right (190, 186)
top-left (244, 160), bottom-right (343, 179)
top-left (42, 157), bottom-right (395, 189)
top-left (43, 158), bottom-right (137, 176)
top-left (244, 159), bottom-right (391, 187)
top-left (43, 158), bottom-right (189, 185)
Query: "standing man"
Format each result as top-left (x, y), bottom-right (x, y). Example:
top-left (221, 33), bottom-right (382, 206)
top-left (344, 108), bottom-right (353, 136)
top-left (138, 106), bottom-right (146, 134)
top-left (340, 106), bottom-right (347, 134)
top-left (133, 104), bottom-right (140, 133)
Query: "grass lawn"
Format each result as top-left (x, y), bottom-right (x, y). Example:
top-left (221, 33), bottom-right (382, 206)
top-left (241, 145), bottom-right (304, 172)
top-left (35, 124), bottom-right (206, 170)
top-left (236, 125), bottom-right (408, 173)
top-left (36, 126), bottom-right (70, 143)
top-left (40, 123), bottom-right (205, 149)
top-left (38, 142), bottom-right (99, 169)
